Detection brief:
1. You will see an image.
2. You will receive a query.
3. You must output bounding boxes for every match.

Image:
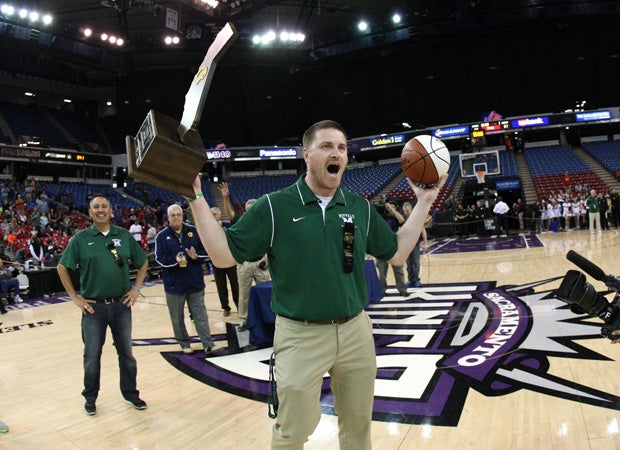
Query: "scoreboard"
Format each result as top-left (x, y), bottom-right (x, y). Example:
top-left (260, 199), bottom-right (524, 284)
top-left (0, 146), bottom-right (111, 166)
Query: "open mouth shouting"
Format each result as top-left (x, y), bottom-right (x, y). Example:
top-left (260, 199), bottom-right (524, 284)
top-left (327, 163), bottom-right (341, 176)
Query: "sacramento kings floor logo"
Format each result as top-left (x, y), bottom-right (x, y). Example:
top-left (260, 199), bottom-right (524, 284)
top-left (157, 279), bottom-right (620, 426)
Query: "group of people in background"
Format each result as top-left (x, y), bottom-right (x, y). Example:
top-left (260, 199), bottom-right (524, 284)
top-left (445, 183), bottom-right (619, 237)
top-left (535, 186), bottom-right (619, 233)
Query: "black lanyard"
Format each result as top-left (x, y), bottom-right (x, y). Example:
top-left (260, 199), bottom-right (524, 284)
top-left (343, 221), bottom-right (354, 273)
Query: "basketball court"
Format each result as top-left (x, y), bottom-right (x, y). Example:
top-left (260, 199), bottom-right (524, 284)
top-left (1, 228), bottom-right (619, 449)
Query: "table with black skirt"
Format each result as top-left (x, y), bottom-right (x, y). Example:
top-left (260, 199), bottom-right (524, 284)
top-left (247, 259), bottom-right (383, 347)
top-left (25, 267), bottom-right (79, 298)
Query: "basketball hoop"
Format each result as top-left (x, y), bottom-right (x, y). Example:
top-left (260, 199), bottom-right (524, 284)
top-left (475, 169), bottom-right (487, 184)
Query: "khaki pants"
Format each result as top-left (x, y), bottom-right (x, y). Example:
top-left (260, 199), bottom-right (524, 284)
top-left (271, 312), bottom-right (376, 450)
top-left (238, 261), bottom-right (270, 322)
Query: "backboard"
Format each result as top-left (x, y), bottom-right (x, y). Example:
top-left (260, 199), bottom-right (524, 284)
top-left (459, 150), bottom-right (500, 178)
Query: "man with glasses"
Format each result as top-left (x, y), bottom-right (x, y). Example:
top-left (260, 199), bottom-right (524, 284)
top-left (155, 204), bottom-right (214, 354)
top-left (57, 194), bottom-right (148, 416)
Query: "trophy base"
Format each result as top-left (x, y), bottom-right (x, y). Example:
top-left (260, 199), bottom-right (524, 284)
top-left (126, 110), bottom-right (207, 198)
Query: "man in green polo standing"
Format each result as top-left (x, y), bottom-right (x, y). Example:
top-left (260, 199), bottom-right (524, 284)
top-left (586, 188), bottom-right (601, 234)
top-left (188, 120), bottom-right (444, 449)
top-left (57, 195), bottom-right (148, 416)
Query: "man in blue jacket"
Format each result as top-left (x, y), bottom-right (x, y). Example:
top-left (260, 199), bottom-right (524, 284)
top-left (155, 204), bottom-right (214, 354)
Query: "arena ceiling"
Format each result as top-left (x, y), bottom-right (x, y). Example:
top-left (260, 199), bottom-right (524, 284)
top-left (1, 1), bottom-right (619, 87)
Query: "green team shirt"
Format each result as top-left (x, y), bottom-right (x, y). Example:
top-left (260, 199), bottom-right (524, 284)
top-left (59, 224), bottom-right (147, 299)
top-left (586, 195), bottom-right (600, 213)
top-left (225, 175), bottom-right (398, 320)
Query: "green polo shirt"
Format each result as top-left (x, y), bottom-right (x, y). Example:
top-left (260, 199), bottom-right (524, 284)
top-left (59, 224), bottom-right (147, 299)
top-left (226, 175), bottom-right (397, 320)
top-left (586, 195), bottom-right (599, 213)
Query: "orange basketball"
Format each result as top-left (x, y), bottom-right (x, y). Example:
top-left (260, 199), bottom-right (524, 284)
top-left (400, 135), bottom-right (450, 188)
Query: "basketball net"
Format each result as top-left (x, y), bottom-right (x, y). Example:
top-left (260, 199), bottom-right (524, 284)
top-left (475, 169), bottom-right (487, 184)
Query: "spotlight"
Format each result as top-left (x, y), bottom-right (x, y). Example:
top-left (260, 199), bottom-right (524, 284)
top-left (83, 28), bottom-right (93, 37)
top-left (1, 5), bottom-right (15, 15)
top-left (392, 13), bottom-right (401, 24)
top-left (357, 20), bottom-right (368, 32)
top-left (101, 33), bottom-right (108, 41)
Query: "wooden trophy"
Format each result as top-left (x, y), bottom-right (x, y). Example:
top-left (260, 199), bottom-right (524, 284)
top-left (125, 23), bottom-right (238, 197)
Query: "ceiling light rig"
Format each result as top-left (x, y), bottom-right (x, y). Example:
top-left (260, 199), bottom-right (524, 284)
top-left (252, 29), bottom-right (305, 46)
top-left (0, 3), bottom-right (52, 25)
top-left (82, 27), bottom-right (125, 47)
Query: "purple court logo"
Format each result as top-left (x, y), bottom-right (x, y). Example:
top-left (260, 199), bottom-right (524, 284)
top-left (159, 279), bottom-right (620, 426)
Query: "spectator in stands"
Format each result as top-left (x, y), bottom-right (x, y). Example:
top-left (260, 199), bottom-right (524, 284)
top-left (31, 206), bottom-right (41, 231)
top-left (155, 204), bottom-right (214, 354)
top-left (48, 207), bottom-right (60, 229)
top-left (0, 260), bottom-right (22, 305)
top-left (45, 238), bottom-right (63, 265)
top-left (23, 183), bottom-right (33, 204)
top-left (28, 234), bottom-right (44, 267)
top-left (586, 189), bottom-right (601, 234)
top-left (210, 206), bottom-right (239, 317)
top-left (6, 229), bottom-right (16, 249)
top-left (562, 172), bottom-right (572, 193)
top-left (1, 218), bottom-right (10, 239)
top-left (129, 218), bottom-right (143, 243)
top-left (40, 213), bottom-right (49, 231)
top-left (219, 182), bottom-right (269, 331)
top-left (35, 195), bottom-right (49, 214)
top-left (56, 194), bottom-right (148, 416)
top-left (376, 201), bottom-right (409, 296)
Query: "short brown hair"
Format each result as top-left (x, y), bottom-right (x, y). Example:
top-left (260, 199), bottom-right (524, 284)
top-left (302, 120), bottom-right (347, 148)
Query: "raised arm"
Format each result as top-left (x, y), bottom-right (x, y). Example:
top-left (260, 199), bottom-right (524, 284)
top-left (218, 182), bottom-right (237, 222)
top-left (388, 176), bottom-right (445, 265)
top-left (188, 176), bottom-right (238, 268)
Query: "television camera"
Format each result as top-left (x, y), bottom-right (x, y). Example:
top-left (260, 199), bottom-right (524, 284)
top-left (555, 250), bottom-right (620, 340)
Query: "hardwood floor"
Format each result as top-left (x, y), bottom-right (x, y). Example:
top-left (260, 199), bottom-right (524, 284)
top-left (1, 228), bottom-right (619, 449)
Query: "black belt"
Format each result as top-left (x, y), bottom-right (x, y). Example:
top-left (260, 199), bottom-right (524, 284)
top-left (278, 312), bottom-right (360, 325)
top-left (95, 296), bottom-right (123, 304)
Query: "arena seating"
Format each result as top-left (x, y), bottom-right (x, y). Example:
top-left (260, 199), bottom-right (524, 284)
top-left (47, 109), bottom-right (104, 152)
top-left (42, 182), bottom-right (140, 211)
top-left (340, 163), bottom-right (402, 199)
top-left (386, 155), bottom-right (460, 210)
top-left (0, 101), bottom-right (70, 147)
top-left (581, 140), bottom-right (620, 176)
top-left (524, 144), bottom-right (607, 197)
top-left (227, 174), bottom-right (298, 211)
top-left (488, 150), bottom-right (518, 178)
